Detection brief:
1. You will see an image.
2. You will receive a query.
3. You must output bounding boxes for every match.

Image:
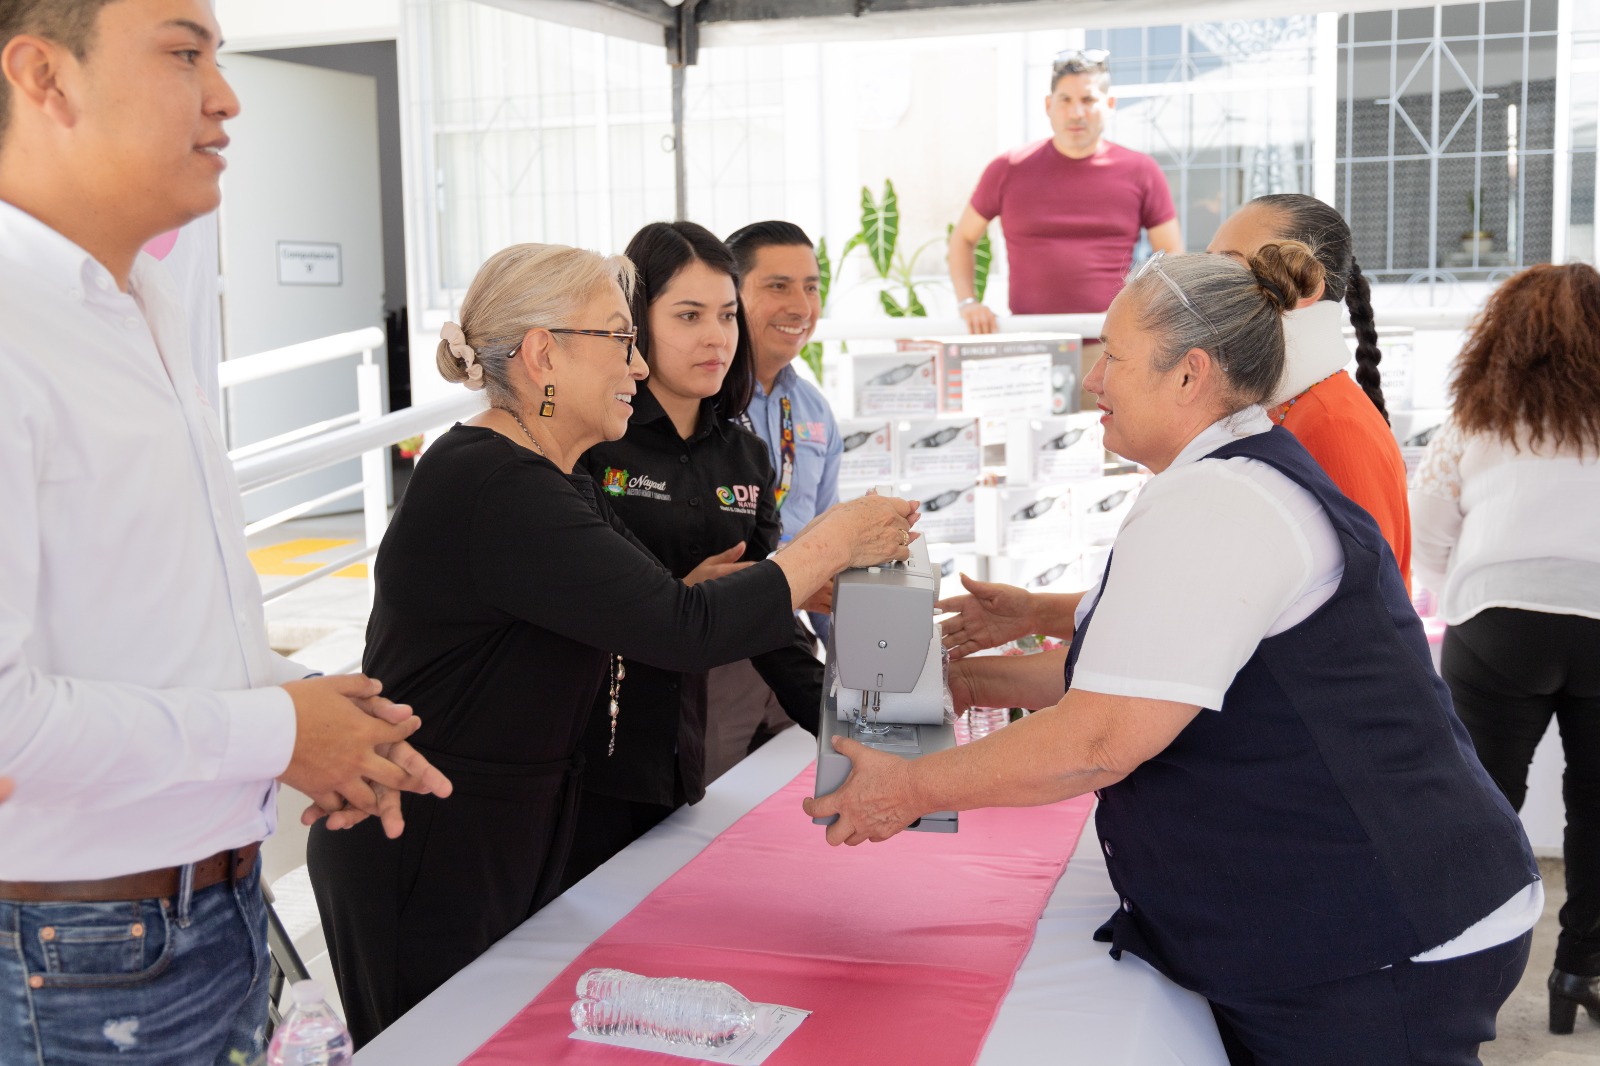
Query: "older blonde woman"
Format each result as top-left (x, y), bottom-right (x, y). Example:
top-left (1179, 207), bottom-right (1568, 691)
top-left (807, 248), bottom-right (1537, 1065)
top-left (307, 243), bottom-right (916, 1046)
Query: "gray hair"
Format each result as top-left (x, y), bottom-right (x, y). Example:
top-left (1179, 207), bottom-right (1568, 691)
top-left (1122, 243), bottom-right (1325, 411)
top-left (437, 243), bottom-right (637, 408)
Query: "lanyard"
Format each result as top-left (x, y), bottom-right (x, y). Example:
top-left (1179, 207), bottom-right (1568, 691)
top-left (741, 394), bottom-right (795, 511)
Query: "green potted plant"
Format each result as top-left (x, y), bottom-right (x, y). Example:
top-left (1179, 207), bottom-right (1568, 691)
top-left (798, 179), bottom-right (991, 381)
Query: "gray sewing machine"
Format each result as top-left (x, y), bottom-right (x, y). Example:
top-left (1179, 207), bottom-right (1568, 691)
top-left (812, 536), bottom-right (958, 833)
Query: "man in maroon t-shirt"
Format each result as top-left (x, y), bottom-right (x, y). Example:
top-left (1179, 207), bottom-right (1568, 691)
top-left (948, 50), bottom-right (1181, 332)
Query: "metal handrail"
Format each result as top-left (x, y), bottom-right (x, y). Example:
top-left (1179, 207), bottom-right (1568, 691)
top-left (234, 392), bottom-right (483, 496)
top-left (260, 544), bottom-right (378, 605)
top-left (228, 411), bottom-right (363, 462)
top-left (218, 327), bottom-right (386, 389)
top-left (244, 482), bottom-right (364, 539)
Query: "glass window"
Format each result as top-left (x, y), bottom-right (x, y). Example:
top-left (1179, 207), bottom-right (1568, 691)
top-left (1336, 1), bottom-right (1564, 286)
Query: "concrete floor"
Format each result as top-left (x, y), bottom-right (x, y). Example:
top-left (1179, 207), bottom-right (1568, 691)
top-left (1484, 857), bottom-right (1600, 1065)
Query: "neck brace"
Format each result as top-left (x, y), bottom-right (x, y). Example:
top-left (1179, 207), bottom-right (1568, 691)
top-left (1271, 301), bottom-right (1351, 407)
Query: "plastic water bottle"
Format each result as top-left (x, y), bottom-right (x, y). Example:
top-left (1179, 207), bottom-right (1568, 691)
top-left (966, 707), bottom-right (1010, 741)
top-left (267, 980), bottom-right (352, 1066)
top-left (571, 967), bottom-right (756, 1048)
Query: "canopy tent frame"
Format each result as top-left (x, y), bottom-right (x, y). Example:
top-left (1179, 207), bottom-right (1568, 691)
top-left (479, 0), bottom-right (1418, 218)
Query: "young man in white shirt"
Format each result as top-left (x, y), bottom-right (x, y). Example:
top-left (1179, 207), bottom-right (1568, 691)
top-left (0, 3), bottom-right (449, 1063)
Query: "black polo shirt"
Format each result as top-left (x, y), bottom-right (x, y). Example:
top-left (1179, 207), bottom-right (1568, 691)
top-left (576, 385), bottom-right (823, 808)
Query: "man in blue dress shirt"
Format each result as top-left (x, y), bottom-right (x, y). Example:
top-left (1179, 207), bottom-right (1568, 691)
top-left (703, 222), bottom-right (842, 779)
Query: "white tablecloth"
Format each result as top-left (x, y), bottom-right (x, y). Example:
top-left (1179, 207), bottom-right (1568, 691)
top-left (354, 728), bottom-right (1228, 1065)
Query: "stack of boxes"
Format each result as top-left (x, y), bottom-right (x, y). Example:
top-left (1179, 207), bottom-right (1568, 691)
top-left (835, 332), bottom-right (1147, 601)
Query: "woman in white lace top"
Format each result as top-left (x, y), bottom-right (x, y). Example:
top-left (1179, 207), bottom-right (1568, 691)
top-left (1410, 261), bottom-right (1600, 1035)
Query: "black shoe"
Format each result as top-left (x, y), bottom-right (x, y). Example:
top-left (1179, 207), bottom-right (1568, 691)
top-left (1548, 968), bottom-right (1600, 1035)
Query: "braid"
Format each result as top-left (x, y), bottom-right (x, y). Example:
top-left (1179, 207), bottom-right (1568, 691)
top-left (1344, 259), bottom-right (1389, 424)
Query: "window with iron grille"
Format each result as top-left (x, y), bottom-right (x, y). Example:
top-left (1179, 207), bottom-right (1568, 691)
top-left (1335, 0), bottom-right (1561, 284)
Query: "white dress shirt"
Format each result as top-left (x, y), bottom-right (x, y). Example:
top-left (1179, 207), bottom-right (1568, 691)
top-left (0, 201), bottom-right (300, 880)
top-left (1410, 417), bottom-right (1600, 625)
top-left (1069, 408), bottom-right (1542, 959)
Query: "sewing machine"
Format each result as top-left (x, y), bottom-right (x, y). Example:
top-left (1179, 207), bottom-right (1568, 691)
top-left (812, 536), bottom-right (958, 833)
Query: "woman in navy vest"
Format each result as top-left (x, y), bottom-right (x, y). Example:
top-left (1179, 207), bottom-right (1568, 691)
top-left (806, 246), bottom-right (1540, 1064)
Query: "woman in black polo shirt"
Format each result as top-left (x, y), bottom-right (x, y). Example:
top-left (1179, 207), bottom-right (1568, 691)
top-left (560, 222), bottom-right (826, 890)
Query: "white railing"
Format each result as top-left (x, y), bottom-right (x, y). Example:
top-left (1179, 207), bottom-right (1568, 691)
top-left (222, 328), bottom-right (387, 551)
top-left (233, 391), bottom-right (483, 604)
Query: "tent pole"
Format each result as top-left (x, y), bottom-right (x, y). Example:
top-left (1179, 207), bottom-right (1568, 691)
top-left (673, 63), bottom-right (687, 221)
top-left (668, 0), bottom-right (701, 222)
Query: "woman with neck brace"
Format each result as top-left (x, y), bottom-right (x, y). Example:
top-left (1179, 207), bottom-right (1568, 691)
top-left (937, 195), bottom-right (1411, 660)
top-left (1207, 194), bottom-right (1410, 585)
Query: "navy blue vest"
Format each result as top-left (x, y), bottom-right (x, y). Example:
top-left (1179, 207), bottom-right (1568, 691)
top-left (1065, 426), bottom-right (1536, 996)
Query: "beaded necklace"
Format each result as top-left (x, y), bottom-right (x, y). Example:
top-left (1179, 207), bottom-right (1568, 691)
top-left (1273, 370), bottom-right (1343, 425)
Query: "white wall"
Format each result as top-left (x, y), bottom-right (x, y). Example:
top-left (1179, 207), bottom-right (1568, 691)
top-left (215, 0), bottom-right (399, 50)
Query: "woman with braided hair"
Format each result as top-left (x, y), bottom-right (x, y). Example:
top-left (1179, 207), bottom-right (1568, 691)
top-left (1208, 193), bottom-right (1411, 586)
top-left (821, 245), bottom-right (1538, 1063)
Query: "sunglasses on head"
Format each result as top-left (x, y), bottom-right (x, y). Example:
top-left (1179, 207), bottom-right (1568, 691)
top-left (1053, 48), bottom-right (1111, 75)
top-left (1133, 253), bottom-right (1228, 368)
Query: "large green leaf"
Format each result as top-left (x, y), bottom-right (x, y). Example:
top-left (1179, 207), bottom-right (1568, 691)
top-left (879, 289), bottom-right (907, 317)
top-left (860, 180), bottom-right (899, 280)
top-left (946, 221), bottom-right (994, 305)
top-left (974, 231), bottom-right (993, 304)
top-left (906, 285), bottom-right (928, 316)
top-left (815, 237), bottom-right (832, 311)
top-left (799, 341), bottom-right (824, 382)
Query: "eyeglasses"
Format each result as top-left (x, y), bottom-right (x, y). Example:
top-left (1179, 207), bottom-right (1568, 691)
top-left (1133, 252), bottom-right (1227, 366)
top-left (548, 326), bottom-right (639, 365)
top-left (1052, 48), bottom-right (1110, 75)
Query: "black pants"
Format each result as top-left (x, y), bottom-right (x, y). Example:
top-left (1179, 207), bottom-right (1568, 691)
top-left (556, 791), bottom-right (675, 896)
top-left (1208, 933), bottom-right (1531, 1065)
top-left (1444, 607), bottom-right (1600, 976)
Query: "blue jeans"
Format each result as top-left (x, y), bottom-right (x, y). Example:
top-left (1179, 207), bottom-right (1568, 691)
top-left (0, 856), bottom-right (270, 1066)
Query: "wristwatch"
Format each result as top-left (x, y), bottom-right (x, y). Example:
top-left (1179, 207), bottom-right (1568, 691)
top-left (958, 297), bottom-right (980, 309)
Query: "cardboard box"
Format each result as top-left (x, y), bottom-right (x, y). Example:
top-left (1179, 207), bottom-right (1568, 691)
top-left (895, 416), bottom-right (982, 481)
top-left (903, 480), bottom-right (979, 544)
top-left (974, 483), bottom-right (1079, 556)
top-left (851, 353), bottom-right (939, 417)
top-left (896, 333), bottom-right (1081, 463)
top-left (989, 545), bottom-right (1111, 594)
top-left (836, 418), bottom-right (895, 484)
top-left (1078, 474), bottom-right (1145, 545)
top-left (1344, 325), bottom-right (1414, 410)
top-left (927, 543), bottom-right (984, 601)
top-left (1005, 412), bottom-right (1104, 485)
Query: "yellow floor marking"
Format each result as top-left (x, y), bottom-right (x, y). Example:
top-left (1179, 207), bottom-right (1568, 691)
top-left (248, 538), bottom-right (369, 579)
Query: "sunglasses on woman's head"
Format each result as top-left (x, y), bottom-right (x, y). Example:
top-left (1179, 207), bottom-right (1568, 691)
top-left (1133, 253), bottom-right (1227, 368)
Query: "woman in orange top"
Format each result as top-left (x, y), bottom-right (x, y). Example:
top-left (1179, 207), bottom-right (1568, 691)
top-left (1208, 194), bottom-right (1411, 587)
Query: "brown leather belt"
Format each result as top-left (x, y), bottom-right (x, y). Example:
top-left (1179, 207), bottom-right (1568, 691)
top-left (0, 843), bottom-right (261, 904)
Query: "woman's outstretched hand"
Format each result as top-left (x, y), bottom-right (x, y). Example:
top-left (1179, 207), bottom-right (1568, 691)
top-left (937, 574), bottom-right (1037, 659)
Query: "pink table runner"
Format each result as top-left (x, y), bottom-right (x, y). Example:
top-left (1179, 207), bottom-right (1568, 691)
top-left (462, 765), bottom-right (1094, 1066)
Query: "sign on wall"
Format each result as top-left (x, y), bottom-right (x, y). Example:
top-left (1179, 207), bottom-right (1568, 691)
top-left (276, 241), bottom-right (343, 286)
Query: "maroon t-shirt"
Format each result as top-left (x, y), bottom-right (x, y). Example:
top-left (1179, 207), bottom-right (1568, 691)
top-left (970, 138), bottom-right (1176, 314)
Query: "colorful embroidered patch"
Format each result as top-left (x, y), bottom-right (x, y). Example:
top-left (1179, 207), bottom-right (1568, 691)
top-left (601, 467), bottom-right (628, 496)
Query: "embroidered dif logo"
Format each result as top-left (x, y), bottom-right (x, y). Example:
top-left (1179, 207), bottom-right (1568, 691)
top-left (717, 485), bottom-right (759, 508)
top-left (601, 467), bottom-right (628, 496)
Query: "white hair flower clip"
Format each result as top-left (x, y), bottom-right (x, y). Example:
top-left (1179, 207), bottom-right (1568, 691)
top-left (441, 320), bottom-right (485, 391)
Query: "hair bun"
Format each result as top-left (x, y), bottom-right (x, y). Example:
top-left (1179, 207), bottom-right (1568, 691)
top-left (1249, 240), bottom-right (1325, 313)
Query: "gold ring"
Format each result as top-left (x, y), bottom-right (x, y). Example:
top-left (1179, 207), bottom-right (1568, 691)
top-left (900, 529), bottom-right (910, 546)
